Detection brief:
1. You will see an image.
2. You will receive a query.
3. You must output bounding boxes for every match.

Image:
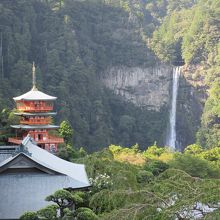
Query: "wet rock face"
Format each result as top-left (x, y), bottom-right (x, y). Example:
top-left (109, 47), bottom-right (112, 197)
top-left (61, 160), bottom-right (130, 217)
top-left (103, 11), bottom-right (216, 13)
top-left (176, 66), bottom-right (206, 149)
top-left (102, 64), bottom-right (173, 111)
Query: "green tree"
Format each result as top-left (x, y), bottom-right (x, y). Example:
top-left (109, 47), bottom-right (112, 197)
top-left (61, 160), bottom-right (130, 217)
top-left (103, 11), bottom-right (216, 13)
top-left (184, 144), bottom-right (203, 155)
top-left (59, 121), bottom-right (73, 145)
top-left (45, 190), bottom-right (83, 217)
top-left (169, 154), bottom-right (220, 178)
top-left (197, 80), bottom-right (220, 148)
top-left (75, 207), bottom-right (98, 220)
top-left (19, 211), bottom-right (39, 220)
top-left (37, 204), bottom-right (58, 220)
top-left (136, 170), bottom-right (154, 184)
top-left (144, 160), bottom-right (169, 176)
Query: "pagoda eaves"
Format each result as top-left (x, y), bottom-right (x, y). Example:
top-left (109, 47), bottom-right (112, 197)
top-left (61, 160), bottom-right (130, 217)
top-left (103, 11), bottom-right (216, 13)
top-left (11, 125), bottom-right (59, 129)
top-left (14, 112), bottom-right (57, 116)
top-left (13, 89), bottom-right (57, 101)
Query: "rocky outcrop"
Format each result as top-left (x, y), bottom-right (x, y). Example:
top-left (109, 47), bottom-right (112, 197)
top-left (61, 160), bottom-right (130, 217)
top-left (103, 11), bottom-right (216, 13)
top-left (101, 64), bottom-right (206, 149)
top-left (102, 65), bottom-right (173, 111)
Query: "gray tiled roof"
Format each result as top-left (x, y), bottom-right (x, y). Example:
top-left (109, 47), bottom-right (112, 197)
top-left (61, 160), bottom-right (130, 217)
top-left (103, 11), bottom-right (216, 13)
top-left (0, 136), bottom-right (90, 219)
top-left (0, 153), bottom-right (11, 162)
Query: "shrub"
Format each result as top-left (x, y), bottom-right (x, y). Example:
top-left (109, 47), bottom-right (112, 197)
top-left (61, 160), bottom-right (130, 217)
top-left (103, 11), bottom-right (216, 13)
top-left (37, 204), bottom-right (58, 219)
top-left (77, 210), bottom-right (98, 220)
top-left (75, 207), bottom-right (98, 220)
top-left (144, 160), bottom-right (169, 176)
top-left (109, 145), bottom-right (123, 155)
top-left (136, 170), bottom-right (154, 184)
top-left (57, 144), bottom-right (79, 161)
top-left (201, 147), bottom-right (220, 162)
top-left (143, 145), bottom-right (166, 159)
top-left (169, 154), bottom-right (220, 178)
top-left (184, 144), bottom-right (203, 155)
top-left (19, 212), bottom-right (39, 220)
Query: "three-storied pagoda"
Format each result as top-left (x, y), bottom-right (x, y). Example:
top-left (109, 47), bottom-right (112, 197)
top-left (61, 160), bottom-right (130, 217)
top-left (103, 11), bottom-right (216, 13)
top-left (8, 63), bottom-right (64, 152)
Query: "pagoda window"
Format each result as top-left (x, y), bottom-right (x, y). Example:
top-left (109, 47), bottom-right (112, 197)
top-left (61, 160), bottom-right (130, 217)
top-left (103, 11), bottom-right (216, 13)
top-left (38, 134), bottom-right (43, 140)
top-left (17, 102), bottom-right (24, 108)
top-left (34, 101), bottom-right (41, 108)
top-left (46, 102), bottom-right (52, 107)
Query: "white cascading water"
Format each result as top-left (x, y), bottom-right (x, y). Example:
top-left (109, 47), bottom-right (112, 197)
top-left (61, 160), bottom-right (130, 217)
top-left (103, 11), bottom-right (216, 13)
top-left (166, 66), bottom-right (181, 149)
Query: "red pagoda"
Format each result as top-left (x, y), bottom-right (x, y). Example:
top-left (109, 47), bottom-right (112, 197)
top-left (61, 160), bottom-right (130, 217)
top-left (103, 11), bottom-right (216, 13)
top-left (8, 63), bottom-right (64, 152)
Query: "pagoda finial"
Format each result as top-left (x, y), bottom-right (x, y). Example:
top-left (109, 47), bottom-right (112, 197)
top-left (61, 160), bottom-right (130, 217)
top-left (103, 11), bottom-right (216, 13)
top-left (32, 62), bottom-right (38, 91)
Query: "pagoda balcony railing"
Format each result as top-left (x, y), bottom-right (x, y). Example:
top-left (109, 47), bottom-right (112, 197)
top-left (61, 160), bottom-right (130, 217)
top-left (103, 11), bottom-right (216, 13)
top-left (8, 138), bottom-right (22, 145)
top-left (8, 136), bottom-right (64, 145)
top-left (17, 106), bottom-right (53, 112)
top-left (20, 119), bottom-right (52, 125)
top-left (36, 136), bottom-right (64, 144)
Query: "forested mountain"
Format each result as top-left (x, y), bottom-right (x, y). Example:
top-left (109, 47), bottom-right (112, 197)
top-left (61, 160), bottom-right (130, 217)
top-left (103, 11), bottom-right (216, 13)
top-left (0, 0), bottom-right (162, 151)
top-left (1, 1), bottom-right (220, 219)
top-left (149, 0), bottom-right (220, 148)
top-left (0, 0), bottom-right (219, 151)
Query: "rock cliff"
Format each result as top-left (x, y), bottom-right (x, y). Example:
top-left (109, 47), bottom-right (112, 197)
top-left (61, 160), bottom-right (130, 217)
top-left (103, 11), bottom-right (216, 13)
top-left (176, 65), bottom-right (207, 149)
top-left (102, 64), bottom-right (206, 149)
top-left (102, 65), bottom-right (173, 111)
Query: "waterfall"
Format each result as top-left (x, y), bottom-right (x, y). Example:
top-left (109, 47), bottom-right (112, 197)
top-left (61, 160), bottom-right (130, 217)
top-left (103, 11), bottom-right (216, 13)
top-left (166, 66), bottom-right (181, 149)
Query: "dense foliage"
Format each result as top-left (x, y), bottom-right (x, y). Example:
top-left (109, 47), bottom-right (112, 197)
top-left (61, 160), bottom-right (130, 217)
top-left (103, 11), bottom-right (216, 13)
top-left (148, 0), bottom-right (220, 148)
top-left (20, 144), bottom-right (220, 219)
top-left (2, 0), bottom-right (220, 219)
top-left (79, 144), bottom-right (220, 219)
top-left (1, 0), bottom-right (219, 149)
top-left (0, 0), bottom-right (171, 151)
top-left (149, 0), bottom-right (219, 65)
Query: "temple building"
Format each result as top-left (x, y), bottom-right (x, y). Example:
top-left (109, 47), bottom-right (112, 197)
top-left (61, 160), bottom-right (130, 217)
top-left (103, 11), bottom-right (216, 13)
top-left (0, 63), bottom-right (90, 219)
top-left (0, 136), bottom-right (90, 219)
top-left (8, 63), bottom-right (64, 152)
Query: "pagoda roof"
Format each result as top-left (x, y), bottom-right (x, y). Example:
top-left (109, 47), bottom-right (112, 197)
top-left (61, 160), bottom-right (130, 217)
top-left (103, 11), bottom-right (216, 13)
top-left (13, 88), bottom-right (57, 101)
top-left (11, 125), bottom-right (59, 130)
top-left (0, 136), bottom-right (90, 219)
top-left (14, 112), bottom-right (57, 116)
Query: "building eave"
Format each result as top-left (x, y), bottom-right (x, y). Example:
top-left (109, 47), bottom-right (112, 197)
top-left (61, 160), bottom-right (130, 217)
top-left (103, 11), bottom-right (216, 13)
top-left (14, 112), bottom-right (57, 116)
top-left (13, 89), bottom-right (57, 101)
top-left (10, 125), bottom-right (59, 130)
